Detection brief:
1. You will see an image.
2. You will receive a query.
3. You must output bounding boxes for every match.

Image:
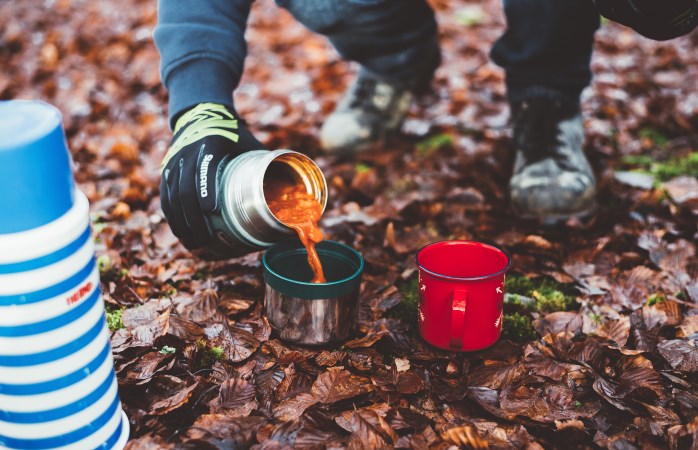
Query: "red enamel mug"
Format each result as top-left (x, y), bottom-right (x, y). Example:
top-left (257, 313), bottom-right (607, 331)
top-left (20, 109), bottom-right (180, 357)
top-left (415, 240), bottom-right (512, 351)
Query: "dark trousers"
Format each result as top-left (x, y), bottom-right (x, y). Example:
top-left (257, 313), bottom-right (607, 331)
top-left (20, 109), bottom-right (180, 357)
top-left (278, 0), bottom-right (600, 107)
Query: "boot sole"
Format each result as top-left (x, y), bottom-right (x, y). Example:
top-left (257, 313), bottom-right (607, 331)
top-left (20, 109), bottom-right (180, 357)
top-left (514, 202), bottom-right (598, 227)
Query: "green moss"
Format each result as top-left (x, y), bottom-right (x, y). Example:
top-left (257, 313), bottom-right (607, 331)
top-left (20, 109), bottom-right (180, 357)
top-left (416, 133), bottom-right (453, 157)
top-left (532, 288), bottom-right (572, 313)
top-left (159, 345), bottom-right (176, 355)
top-left (160, 284), bottom-right (177, 298)
top-left (195, 340), bottom-right (225, 370)
top-left (639, 127), bottom-right (670, 149)
top-left (646, 293), bottom-right (666, 307)
top-left (621, 151), bottom-right (698, 182)
top-left (387, 278), bottom-right (420, 334)
top-left (210, 346), bottom-right (224, 360)
top-left (96, 254), bottom-right (111, 274)
top-left (574, 400), bottom-right (583, 408)
top-left (676, 291), bottom-right (687, 301)
top-left (505, 275), bottom-right (576, 313)
top-left (621, 155), bottom-right (654, 166)
top-left (655, 152), bottom-right (698, 181)
top-left (355, 163), bottom-right (372, 174)
top-left (502, 313), bottom-right (537, 343)
top-left (105, 306), bottom-right (124, 331)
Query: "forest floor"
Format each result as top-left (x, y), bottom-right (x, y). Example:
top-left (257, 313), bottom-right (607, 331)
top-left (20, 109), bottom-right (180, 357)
top-left (2, 0), bottom-right (698, 448)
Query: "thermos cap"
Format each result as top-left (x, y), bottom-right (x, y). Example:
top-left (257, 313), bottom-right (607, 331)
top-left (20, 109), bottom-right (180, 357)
top-left (0, 100), bottom-right (75, 234)
top-left (263, 239), bottom-right (364, 299)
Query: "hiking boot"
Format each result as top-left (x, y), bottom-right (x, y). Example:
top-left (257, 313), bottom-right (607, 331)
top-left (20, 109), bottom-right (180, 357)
top-left (509, 97), bottom-right (596, 224)
top-left (320, 70), bottom-right (414, 154)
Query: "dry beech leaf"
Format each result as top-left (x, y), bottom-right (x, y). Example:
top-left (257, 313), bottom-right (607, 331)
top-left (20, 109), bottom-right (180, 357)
top-left (185, 414), bottom-right (265, 448)
top-left (441, 424), bottom-right (489, 449)
top-left (13, 0), bottom-right (698, 447)
top-left (210, 377), bottom-right (258, 417)
top-left (213, 326), bottom-right (260, 363)
top-left (275, 367), bottom-right (373, 420)
top-left (177, 288), bottom-right (221, 323)
top-left (336, 404), bottom-right (397, 450)
top-left (123, 434), bottom-right (174, 450)
top-left (311, 367), bottom-right (374, 404)
top-left (677, 316), bottom-right (698, 339)
top-left (167, 315), bottom-right (205, 342)
top-left (555, 419), bottom-right (585, 430)
top-left (534, 311), bottom-right (583, 336)
top-left (657, 339), bottom-right (698, 373)
top-left (343, 330), bottom-right (389, 348)
top-left (150, 378), bottom-right (200, 416)
top-left (121, 351), bottom-right (174, 385)
top-left (594, 317), bottom-right (631, 347)
top-left (315, 350), bottom-right (347, 367)
top-left (468, 360), bottom-right (525, 390)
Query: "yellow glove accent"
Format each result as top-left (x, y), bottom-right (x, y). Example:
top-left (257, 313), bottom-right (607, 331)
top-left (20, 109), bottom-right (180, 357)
top-left (161, 103), bottom-right (239, 170)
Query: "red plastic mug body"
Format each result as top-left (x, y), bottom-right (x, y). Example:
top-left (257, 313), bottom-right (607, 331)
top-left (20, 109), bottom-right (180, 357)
top-left (415, 240), bottom-right (512, 351)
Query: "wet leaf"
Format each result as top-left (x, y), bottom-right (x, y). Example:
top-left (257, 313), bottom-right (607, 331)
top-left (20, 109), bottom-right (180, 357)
top-left (657, 339), bottom-right (698, 372)
top-left (185, 415), bottom-right (266, 448)
top-left (213, 325), bottom-right (260, 363)
top-left (149, 377), bottom-right (200, 415)
top-left (663, 176), bottom-right (698, 209)
top-left (468, 360), bottom-right (525, 389)
top-left (311, 367), bottom-right (374, 403)
top-left (210, 377), bottom-right (258, 417)
top-left (594, 317), bottom-right (631, 348)
top-left (121, 351), bottom-right (174, 385)
top-left (13, 0), bottom-right (698, 446)
top-left (335, 404), bottom-right (397, 449)
top-left (441, 424), bottom-right (489, 449)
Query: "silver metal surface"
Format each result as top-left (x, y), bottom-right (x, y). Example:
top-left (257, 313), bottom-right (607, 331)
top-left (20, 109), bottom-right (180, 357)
top-left (264, 284), bottom-right (358, 345)
top-left (203, 149), bottom-right (327, 257)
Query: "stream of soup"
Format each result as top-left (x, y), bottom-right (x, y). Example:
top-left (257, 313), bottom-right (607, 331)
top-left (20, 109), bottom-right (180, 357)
top-left (265, 169), bottom-right (326, 283)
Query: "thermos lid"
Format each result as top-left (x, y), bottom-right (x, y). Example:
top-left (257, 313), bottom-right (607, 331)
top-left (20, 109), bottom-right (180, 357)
top-left (263, 239), bottom-right (364, 299)
top-left (0, 100), bottom-right (75, 234)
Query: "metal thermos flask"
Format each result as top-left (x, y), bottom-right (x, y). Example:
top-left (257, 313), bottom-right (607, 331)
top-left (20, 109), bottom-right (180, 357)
top-left (200, 149), bottom-right (327, 258)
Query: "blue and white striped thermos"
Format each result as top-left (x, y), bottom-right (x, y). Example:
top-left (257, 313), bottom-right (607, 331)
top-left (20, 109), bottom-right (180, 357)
top-left (0, 100), bottom-right (129, 449)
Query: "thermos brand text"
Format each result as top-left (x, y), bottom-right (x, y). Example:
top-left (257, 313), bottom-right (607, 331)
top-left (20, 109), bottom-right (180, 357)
top-left (200, 153), bottom-right (214, 197)
top-left (66, 281), bottom-right (93, 306)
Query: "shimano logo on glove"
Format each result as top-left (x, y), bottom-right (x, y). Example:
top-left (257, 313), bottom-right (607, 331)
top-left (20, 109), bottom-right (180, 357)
top-left (200, 154), bottom-right (214, 197)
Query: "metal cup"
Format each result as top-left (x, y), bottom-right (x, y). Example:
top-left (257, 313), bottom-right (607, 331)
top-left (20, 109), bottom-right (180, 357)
top-left (262, 240), bottom-right (364, 346)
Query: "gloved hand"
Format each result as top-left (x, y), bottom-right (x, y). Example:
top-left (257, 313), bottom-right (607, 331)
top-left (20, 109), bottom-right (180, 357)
top-left (594, 0), bottom-right (697, 40)
top-left (160, 102), bottom-right (267, 257)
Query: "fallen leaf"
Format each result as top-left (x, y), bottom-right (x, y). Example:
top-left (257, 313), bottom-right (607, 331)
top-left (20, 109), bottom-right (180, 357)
top-left (657, 339), bottom-right (698, 372)
top-left (210, 377), bottom-right (258, 417)
top-left (663, 176), bottom-right (698, 209)
top-left (213, 325), bottom-right (260, 363)
top-left (149, 377), bottom-right (200, 415)
top-left (441, 424), bottom-right (489, 449)
top-left (335, 404), bottom-right (397, 449)
top-left (593, 317), bottom-right (631, 348)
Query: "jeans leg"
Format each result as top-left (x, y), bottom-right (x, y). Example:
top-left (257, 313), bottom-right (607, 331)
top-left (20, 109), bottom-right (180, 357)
top-left (491, 0), bottom-right (600, 108)
top-left (276, 0), bottom-right (440, 86)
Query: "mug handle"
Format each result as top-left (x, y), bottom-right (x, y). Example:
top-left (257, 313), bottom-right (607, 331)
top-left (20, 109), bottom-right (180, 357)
top-left (450, 289), bottom-right (467, 349)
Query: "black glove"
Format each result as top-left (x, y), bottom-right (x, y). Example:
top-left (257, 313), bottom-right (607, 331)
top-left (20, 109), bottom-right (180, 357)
top-left (594, 0), bottom-right (698, 40)
top-left (160, 103), bottom-right (267, 257)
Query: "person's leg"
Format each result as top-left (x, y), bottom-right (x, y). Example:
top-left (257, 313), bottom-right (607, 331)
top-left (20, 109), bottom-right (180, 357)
top-left (491, 0), bottom-right (600, 109)
top-left (491, 0), bottom-right (600, 224)
top-left (276, 0), bottom-right (440, 153)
